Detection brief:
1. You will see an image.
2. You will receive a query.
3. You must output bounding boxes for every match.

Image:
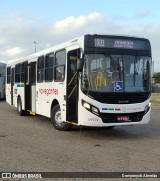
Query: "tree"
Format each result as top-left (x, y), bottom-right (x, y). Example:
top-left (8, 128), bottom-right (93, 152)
top-left (153, 72), bottom-right (160, 83)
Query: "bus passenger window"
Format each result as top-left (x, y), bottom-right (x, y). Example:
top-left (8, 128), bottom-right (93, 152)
top-left (45, 53), bottom-right (54, 82)
top-left (21, 63), bottom-right (25, 83)
top-left (54, 50), bottom-right (66, 81)
top-left (37, 56), bottom-right (44, 83)
top-left (15, 64), bottom-right (21, 83)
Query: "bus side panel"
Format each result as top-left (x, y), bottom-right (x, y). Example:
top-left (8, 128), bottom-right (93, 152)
top-left (36, 83), bottom-right (56, 118)
top-left (14, 84), bottom-right (25, 109)
top-left (6, 84), bottom-right (11, 105)
top-left (36, 82), bottom-right (66, 120)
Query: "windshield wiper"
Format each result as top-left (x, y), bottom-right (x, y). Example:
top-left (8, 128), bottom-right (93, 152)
top-left (104, 51), bottom-right (119, 69)
top-left (104, 51), bottom-right (122, 81)
top-left (133, 56), bottom-right (139, 86)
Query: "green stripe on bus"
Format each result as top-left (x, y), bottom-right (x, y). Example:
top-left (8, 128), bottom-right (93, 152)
top-left (109, 108), bottom-right (114, 111)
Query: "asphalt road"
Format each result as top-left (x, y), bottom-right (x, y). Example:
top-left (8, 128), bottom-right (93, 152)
top-left (0, 100), bottom-right (160, 181)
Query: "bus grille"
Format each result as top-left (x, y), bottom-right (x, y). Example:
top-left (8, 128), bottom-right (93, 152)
top-left (100, 111), bottom-right (145, 123)
top-left (85, 92), bottom-right (151, 104)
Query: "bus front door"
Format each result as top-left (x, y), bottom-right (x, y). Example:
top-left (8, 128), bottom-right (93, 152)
top-left (66, 49), bottom-right (80, 124)
top-left (25, 62), bottom-right (36, 113)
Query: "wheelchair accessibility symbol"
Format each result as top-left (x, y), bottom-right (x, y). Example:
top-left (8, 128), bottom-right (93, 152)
top-left (114, 81), bottom-right (123, 92)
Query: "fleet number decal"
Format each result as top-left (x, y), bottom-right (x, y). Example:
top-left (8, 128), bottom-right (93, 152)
top-left (88, 118), bottom-right (99, 122)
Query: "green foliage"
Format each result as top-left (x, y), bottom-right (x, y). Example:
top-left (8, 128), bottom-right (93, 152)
top-left (153, 72), bottom-right (160, 83)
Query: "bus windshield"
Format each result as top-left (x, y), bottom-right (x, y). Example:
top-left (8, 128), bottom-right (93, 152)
top-left (82, 53), bottom-right (151, 92)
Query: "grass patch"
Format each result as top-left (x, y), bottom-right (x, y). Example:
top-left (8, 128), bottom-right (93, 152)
top-left (151, 99), bottom-right (160, 105)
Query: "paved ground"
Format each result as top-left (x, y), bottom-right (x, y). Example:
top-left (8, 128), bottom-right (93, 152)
top-left (0, 100), bottom-right (160, 181)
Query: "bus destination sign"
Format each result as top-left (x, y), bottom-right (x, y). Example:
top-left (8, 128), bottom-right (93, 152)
top-left (95, 39), bottom-right (134, 49)
top-left (114, 40), bottom-right (133, 49)
top-left (86, 36), bottom-right (150, 50)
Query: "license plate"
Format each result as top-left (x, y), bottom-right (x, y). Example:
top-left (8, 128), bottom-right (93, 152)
top-left (117, 116), bottom-right (130, 121)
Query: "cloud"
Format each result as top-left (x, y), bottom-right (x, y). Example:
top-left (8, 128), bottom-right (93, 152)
top-left (134, 11), bottom-right (151, 18)
top-left (5, 47), bottom-right (25, 57)
top-left (0, 11), bottom-right (160, 72)
top-left (0, 13), bottom-right (49, 60)
top-left (50, 12), bottom-right (103, 35)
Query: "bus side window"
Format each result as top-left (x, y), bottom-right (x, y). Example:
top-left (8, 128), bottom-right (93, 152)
top-left (15, 64), bottom-right (21, 83)
top-left (45, 53), bottom-right (54, 82)
top-left (54, 50), bottom-right (66, 81)
top-left (37, 56), bottom-right (44, 83)
top-left (21, 63), bottom-right (25, 83)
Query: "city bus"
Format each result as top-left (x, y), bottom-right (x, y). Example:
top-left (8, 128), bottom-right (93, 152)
top-left (0, 62), bottom-right (6, 99)
top-left (6, 34), bottom-right (152, 130)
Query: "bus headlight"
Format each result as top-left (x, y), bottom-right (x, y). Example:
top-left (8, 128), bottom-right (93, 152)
top-left (144, 102), bottom-right (151, 114)
top-left (92, 106), bottom-right (99, 115)
top-left (82, 100), bottom-right (99, 115)
top-left (83, 102), bottom-right (91, 110)
top-left (148, 102), bottom-right (151, 107)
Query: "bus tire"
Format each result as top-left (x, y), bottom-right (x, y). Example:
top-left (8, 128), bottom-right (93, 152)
top-left (17, 97), bottom-right (25, 116)
top-left (51, 105), bottom-right (72, 131)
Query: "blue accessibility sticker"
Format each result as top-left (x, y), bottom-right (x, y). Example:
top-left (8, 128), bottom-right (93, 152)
top-left (114, 81), bottom-right (123, 92)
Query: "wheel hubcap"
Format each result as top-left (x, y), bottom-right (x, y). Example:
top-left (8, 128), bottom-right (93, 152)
top-left (55, 110), bottom-right (63, 125)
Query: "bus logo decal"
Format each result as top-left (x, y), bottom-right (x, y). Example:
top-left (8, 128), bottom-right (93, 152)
top-left (39, 88), bottom-right (58, 96)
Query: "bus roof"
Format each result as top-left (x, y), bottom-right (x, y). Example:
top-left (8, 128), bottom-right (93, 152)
top-left (7, 35), bottom-right (85, 66)
top-left (6, 34), bottom-right (150, 66)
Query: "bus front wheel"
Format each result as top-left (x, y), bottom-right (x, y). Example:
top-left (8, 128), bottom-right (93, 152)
top-left (51, 105), bottom-right (72, 131)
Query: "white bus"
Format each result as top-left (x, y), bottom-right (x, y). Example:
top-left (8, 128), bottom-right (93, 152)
top-left (6, 34), bottom-right (152, 130)
top-left (0, 62), bottom-right (6, 99)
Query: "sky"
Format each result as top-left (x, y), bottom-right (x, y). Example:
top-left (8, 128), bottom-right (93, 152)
top-left (0, 0), bottom-right (160, 72)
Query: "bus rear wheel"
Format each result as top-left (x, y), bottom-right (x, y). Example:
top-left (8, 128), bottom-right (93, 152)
top-left (17, 97), bottom-right (25, 116)
top-left (51, 105), bottom-right (72, 131)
